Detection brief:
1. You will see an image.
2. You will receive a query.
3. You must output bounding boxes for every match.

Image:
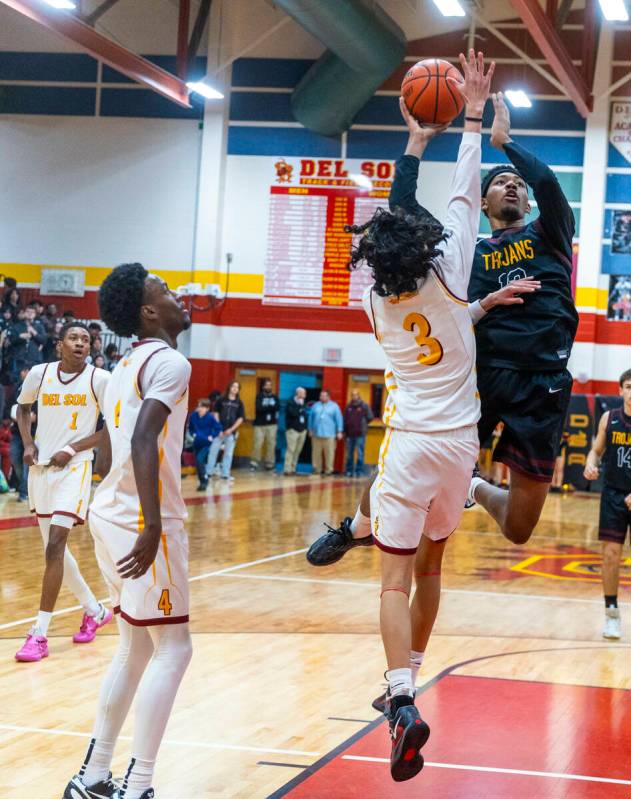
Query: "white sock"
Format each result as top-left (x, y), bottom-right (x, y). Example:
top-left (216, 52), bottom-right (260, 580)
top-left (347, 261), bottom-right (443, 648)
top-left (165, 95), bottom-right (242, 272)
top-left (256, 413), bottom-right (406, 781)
top-left (34, 611), bottom-right (52, 637)
top-left (88, 601), bottom-right (107, 620)
top-left (387, 667), bottom-right (414, 698)
top-left (82, 619), bottom-right (154, 786)
top-left (410, 650), bottom-right (424, 686)
top-left (119, 756), bottom-right (155, 798)
top-left (350, 507), bottom-right (371, 539)
top-left (471, 476), bottom-right (485, 502)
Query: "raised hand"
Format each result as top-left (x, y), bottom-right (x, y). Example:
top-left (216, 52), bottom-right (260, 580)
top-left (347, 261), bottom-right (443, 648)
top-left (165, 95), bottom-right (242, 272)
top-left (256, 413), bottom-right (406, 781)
top-left (490, 91), bottom-right (512, 150)
top-left (399, 97), bottom-right (448, 139)
top-left (448, 49), bottom-right (495, 118)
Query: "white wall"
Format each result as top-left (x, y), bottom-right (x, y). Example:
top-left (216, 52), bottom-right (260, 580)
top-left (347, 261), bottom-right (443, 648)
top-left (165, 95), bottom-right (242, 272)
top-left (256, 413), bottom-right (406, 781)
top-left (0, 116), bottom-right (200, 268)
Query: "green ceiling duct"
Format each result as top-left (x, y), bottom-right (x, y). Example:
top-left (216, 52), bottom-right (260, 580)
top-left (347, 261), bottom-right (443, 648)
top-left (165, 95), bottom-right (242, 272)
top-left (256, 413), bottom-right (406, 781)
top-left (273, 0), bottom-right (406, 136)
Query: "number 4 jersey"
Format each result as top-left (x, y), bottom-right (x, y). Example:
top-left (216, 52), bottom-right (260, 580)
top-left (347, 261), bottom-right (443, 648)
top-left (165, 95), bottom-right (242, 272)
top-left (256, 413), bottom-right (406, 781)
top-left (17, 361), bottom-right (110, 465)
top-left (603, 408), bottom-right (631, 492)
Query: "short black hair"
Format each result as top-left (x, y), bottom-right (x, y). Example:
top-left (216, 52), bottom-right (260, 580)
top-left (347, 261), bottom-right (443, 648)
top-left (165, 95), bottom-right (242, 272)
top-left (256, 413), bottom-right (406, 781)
top-left (98, 262), bottom-right (148, 337)
top-left (346, 207), bottom-right (447, 297)
top-left (59, 321), bottom-right (90, 340)
top-left (481, 165), bottom-right (524, 197)
top-left (620, 369), bottom-right (631, 387)
top-left (63, 309), bottom-right (76, 318)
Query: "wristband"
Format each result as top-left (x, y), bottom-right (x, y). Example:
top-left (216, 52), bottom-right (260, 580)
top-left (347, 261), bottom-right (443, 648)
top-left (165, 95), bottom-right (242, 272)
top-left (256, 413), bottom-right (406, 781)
top-left (62, 445), bottom-right (77, 457)
top-left (465, 116), bottom-right (483, 122)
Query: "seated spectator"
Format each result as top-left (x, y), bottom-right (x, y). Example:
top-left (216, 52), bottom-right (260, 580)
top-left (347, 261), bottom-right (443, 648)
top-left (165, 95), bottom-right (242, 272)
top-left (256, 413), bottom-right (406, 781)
top-left (6, 305), bottom-right (45, 380)
top-left (189, 399), bottom-right (222, 491)
top-left (104, 343), bottom-right (119, 371)
top-left (93, 354), bottom-right (106, 370)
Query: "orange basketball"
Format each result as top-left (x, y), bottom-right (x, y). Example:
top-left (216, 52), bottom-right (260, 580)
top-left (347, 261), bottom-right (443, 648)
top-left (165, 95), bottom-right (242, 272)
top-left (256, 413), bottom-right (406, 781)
top-left (401, 58), bottom-right (465, 125)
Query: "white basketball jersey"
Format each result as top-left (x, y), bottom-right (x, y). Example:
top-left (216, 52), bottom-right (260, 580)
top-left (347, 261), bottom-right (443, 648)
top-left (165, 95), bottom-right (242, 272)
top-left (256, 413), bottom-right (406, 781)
top-left (91, 339), bottom-right (191, 531)
top-left (365, 274), bottom-right (480, 432)
top-left (17, 361), bottom-right (109, 466)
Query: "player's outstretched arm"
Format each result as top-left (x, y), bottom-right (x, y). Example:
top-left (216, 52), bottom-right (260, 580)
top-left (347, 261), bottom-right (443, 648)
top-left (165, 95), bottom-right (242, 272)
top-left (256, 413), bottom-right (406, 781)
top-left (118, 398), bottom-right (170, 579)
top-left (584, 411), bottom-right (608, 481)
top-left (490, 92), bottom-right (574, 258)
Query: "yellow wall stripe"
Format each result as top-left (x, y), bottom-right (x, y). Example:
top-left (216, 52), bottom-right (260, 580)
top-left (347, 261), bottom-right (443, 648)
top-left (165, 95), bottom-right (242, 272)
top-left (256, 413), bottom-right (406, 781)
top-left (575, 286), bottom-right (608, 311)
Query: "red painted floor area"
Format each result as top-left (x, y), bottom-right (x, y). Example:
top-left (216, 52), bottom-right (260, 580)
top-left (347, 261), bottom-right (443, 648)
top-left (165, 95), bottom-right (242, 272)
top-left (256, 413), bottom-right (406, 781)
top-left (276, 675), bottom-right (631, 799)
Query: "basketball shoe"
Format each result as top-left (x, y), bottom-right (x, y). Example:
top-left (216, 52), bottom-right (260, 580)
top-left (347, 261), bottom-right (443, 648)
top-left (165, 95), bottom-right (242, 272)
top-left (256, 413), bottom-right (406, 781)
top-left (113, 789), bottom-right (154, 798)
top-left (372, 686), bottom-right (418, 714)
top-left (73, 604), bottom-right (114, 643)
top-left (603, 607), bottom-right (621, 640)
top-left (386, 692), bottom-right (430, 782)
top-left (465, 466), bottom-right (484, 508)
top-left (15, 632), bottom-right (48, 662)
top-left (62, 772), bottom-right (118, 798)
top-left (306, 517), bottom-right (373, 566)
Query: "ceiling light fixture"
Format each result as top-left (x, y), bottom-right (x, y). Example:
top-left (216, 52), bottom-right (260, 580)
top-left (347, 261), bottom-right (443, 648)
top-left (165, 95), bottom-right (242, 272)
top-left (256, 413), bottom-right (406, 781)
top-left (597, 0), bottom-right (629, 20)
top-left (44, 0), bottom-right (76, 8)
top-left (186, 81), bottom-right (224, 100)
top-left (505, 89), bottom-right (532, 108)
top-left (431, 0), bottom-right (466, 17)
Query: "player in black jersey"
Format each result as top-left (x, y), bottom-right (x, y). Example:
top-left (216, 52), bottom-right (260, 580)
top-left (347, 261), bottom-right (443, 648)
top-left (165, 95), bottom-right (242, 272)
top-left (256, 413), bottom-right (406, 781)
top-left (584, 369), bottom-right (631, 640)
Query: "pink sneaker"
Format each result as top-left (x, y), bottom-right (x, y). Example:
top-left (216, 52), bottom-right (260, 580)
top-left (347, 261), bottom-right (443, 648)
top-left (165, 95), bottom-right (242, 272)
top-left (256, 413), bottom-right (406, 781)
top-left (15, 634), bottom-right (49, 662)
top-left (73, 605), bottom-right (114, 644)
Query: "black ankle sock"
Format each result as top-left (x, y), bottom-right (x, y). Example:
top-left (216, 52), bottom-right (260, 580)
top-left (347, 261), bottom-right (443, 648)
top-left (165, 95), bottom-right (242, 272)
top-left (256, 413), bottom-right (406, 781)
top-left (605, 595), bottom-right (618, 609)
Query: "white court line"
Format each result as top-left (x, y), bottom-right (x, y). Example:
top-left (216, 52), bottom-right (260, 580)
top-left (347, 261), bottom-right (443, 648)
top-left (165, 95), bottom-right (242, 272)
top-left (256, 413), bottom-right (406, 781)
top-left (342, 755), bottom-right (631, 786)
top-left (0, 548), bottom-right (307, 632)
top-left (0, 724), bottom-right (320, 757)
top-left (213, 571), bottom-right (631, 609)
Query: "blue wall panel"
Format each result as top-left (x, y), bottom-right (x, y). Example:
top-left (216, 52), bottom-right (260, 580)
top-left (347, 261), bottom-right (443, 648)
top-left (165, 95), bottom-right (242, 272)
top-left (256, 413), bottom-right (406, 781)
top-left (0, 52), bottom-right (97, 82)
top-left (608, 144), bottom-right (631, 169)
top-left (606, 173), bottom-right (631, 204)
top-left (100, 88), bottom-right (203, 119)
top-left (228, 125), bottom-right (341, 157)
top-left (601, 245), bottom-right (631, 275)
top-left (232, 58), bottom-right (314, 88)
top-left (0, 85), bottom-right (95, 115)
top-left (230, 92), bottom-right (293, 122)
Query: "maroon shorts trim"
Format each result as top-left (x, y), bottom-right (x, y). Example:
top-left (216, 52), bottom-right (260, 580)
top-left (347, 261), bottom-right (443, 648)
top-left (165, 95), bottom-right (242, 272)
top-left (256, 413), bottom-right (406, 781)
top-left (31, 510), bottom-right (85, 525)
top-left (374, 539), bottom-right (418, 556)
top-left (113, 605), bottom-right (121, 615)
top-left (503, 444), bottom-right (556, 470)
top-left (119, 609), bottom-right (190, 627)
top-left (498, 456), bottom-right (553, 484)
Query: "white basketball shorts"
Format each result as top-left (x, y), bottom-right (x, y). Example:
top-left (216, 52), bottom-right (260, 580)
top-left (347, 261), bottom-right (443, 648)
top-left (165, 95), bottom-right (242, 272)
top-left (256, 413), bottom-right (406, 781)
top-left (28, 460), bottom-right (93, 528)
top-left (89, 512), bottom-right (189, 626)
top-left (370, 425), bottom-right (479, 554)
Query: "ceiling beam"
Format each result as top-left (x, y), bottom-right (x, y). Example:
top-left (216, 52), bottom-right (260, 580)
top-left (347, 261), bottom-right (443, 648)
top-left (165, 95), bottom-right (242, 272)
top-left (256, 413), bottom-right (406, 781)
top-left (176, 0), bottom-right (190, 80)
top-left (187, 0), bottom-right (212, 71)
top-left (0, 0), bottom-right (191, 107)
top-left (510, 0), bottom-right (592, 117)
top-left (83, 0), bottom-right (120, 26)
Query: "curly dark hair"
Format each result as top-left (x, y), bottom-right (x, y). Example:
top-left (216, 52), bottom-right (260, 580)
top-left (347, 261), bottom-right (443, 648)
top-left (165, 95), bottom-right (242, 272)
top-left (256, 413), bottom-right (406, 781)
top-left (98, 262), bottom-right (148, 337)
top-left (59, 321), bottom-right (90, 340)
top-left (345, 207), bottom-right (447, 298)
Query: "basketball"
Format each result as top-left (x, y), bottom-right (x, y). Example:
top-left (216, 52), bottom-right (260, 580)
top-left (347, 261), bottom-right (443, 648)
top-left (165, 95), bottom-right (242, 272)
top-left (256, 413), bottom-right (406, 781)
top-left (401, 58), bottom-right (465, 125)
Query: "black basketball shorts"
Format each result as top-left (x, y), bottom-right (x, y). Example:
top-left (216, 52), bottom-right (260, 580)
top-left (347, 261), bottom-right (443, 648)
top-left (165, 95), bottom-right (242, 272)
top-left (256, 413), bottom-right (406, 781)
top-left (599, 484), bottom-right (631, 545)
top-left (476, 366), bottom-right (573, 483)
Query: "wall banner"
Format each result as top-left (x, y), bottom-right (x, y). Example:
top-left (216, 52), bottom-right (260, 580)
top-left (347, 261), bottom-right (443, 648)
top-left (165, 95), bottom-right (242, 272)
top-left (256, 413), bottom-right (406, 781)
top-left (610, 102), bottom-right (631, 164)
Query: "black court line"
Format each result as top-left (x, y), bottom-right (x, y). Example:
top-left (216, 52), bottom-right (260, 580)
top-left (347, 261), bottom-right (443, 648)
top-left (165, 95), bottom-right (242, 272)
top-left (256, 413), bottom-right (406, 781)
top-left (258, 761), bottom-right (308, 769)
top-left (328, 717), bottom-right (375, 723)
top-left (266, 644), bottom-right (629, 798)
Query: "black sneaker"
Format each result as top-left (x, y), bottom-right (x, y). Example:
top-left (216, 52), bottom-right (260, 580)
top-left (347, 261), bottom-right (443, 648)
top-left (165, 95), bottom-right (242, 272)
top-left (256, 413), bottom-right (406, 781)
top-left (63, 772), bottom-right (119, 798)
top-left (113, 790), bottom-right (154, 799)
top-left (386, 695), bottom-right (430, 783)
top-left (372, 686), bottom-right (418, 714)
top-left (306, 517), bottom-right (374, 566)
top-left (196, 481), bottom-right (208, 491)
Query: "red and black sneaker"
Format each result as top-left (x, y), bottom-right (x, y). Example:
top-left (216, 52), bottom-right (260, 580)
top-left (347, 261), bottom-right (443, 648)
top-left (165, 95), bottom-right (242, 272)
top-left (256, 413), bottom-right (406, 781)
top-left (387, 694), bottom-right (430, 782)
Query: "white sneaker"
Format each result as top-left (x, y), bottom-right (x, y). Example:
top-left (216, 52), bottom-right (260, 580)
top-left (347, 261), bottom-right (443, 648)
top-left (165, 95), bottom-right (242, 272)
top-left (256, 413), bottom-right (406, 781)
top-left (603, 607), bottom-right (621, 640)
top-left (465, 475), bottom-right (485, 509)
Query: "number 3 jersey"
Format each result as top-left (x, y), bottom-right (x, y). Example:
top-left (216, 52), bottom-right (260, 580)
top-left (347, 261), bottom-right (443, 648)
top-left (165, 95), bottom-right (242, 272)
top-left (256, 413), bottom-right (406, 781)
top-left (603, 407), bottom-right (631, 492)
top-left (362, 132), bottom-right (482, 434)
top-left (17, 361), bottom-right (110, 466)
top-left (90, 339), bottom-right (191, 530)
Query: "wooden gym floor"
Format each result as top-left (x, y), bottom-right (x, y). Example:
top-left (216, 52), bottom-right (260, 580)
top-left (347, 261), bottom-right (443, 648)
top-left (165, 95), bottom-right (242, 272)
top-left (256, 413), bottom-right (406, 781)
top-left (1, 473), bottom-right (630, 798)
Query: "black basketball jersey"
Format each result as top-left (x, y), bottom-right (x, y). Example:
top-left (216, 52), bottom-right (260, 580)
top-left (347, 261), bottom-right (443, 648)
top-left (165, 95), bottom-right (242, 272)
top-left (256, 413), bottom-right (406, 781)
top-left (603, 408), bottom-right (631, 492)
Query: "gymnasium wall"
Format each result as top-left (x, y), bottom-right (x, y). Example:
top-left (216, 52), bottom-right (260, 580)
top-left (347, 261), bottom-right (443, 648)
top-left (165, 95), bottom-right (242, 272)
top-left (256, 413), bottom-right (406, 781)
top-left (1, 14), bottom-right (629, 412)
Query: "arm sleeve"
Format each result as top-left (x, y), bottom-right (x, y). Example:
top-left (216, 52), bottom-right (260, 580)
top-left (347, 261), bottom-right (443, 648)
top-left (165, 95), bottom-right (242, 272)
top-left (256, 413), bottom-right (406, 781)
top-left (237, 401), bottom-right (245, 421)
top-left (434, 132), bottom-right (482, 296)
top-left (16, 364), bottom-right (46, 404)
top-left (389, 155), bottom-right (443, 228)
top-left (365, 403), bottom-right (374, 422)
top-left (336, 405), bottom-right (344, 433)
top-left (468, 300), bottom-right (487, 325)
top-left (503, 140), bottom-right (574, 261)
top-left (92, 369), bottom-right (111, 409)
top-left (141, 351), bottom-right (191, 413)
top-left (32, 322), bottom-right (46, 345)
top-left (188, 413), bottom-right (198, 436)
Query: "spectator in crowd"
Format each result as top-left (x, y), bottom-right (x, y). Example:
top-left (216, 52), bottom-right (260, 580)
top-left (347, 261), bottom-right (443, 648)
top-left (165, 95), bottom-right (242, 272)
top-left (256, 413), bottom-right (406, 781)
top-left (90, 335), bottom-right (104, 363)
top-left (40, 303), bottom-right (60, 361)
top-left (209, 388), bottom-right (221, 412)
top-left (207, 381), bottom-right (245, 481)
top-left (62, 310), bottom-right (76, 324)
top-left (189, 398), bottom-right (222, 491)
top-left (10, 366), bottom-right (32, 501)
top-left (88, 321), bottom-right (102, 338)
top-left (284, 386), bottom-right (308, 476)
top-left (308, 389), bottom-right (343, 476)
top-left (343, 389), bottom-right (374, 477)
top-left (0, 416), bottom-right (11, 481)
top-left (93, 354), bottom-right (106, 370)
top-left (6, 305), bottom-right (46, 379)
top-left (250, 378), bottom-right (280, 471)
top-left (104, 342), bottom-right (119, 371)
top-left (2, 287), bottom-right (21, 319)
top-left (44, 303), bottom-right (58, 323)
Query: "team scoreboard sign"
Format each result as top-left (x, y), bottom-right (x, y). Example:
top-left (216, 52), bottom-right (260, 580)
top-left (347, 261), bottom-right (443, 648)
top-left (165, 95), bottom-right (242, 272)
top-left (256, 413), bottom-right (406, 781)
top-left (264, 157), bottom-right (394, 307)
